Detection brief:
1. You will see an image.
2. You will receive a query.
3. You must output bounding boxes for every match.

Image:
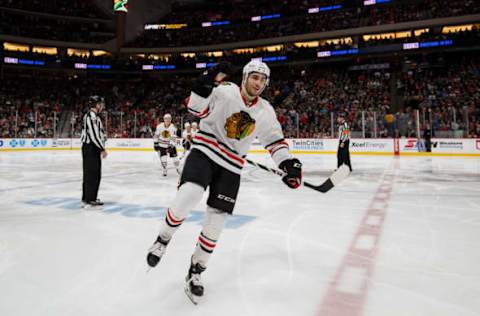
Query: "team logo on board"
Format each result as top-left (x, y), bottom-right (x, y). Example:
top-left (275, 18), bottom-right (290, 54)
top-left (404, 139), bottom-right (417, 149)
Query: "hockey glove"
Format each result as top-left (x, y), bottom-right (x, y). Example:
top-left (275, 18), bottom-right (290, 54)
top-left (279, 158), bottom-right (302, 189)
top-left (154, 142), bottom-right (161, 151)
top-left (192, 62), bottom-right (234, 98)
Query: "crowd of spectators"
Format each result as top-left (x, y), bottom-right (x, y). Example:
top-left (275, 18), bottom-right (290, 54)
top-left (66, 66), bottom-right (392, 139)
top-left (132, 0), bottom-right (480, 47)
top-left (0, 78), bottom-right (65, 138)
top-left (363, 0), bottom-right (479, 26)
top-left (4, 26), bottom-right (477, 75)
top-left (0, 0), bottom-right (113, 43)
top-left (268, 66), bottom-right (391, 138)
top-left (0, 0), bottom-right (110, 19)
top-left (68, 79), bottom-right (190, 138)
top-left (1, 54), bottom-right (478, 139)
top-left (397, 55), bottom-right (480, 138)
top-left (162, 0), bottom-right (349, 26)
top-left (0, 9), bottom-right (114, 43)
top-left (360, 26), bottom-right (480, 47)
top-left (1, 0), bottom-right (478, 46)
top-left (133, 7), bottom-right (360, 47)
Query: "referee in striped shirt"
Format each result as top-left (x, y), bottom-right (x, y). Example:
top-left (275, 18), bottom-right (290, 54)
top-left (81, 96), bottom-right (108, 208)
top-left (337, 113), bottom-right (352, 172)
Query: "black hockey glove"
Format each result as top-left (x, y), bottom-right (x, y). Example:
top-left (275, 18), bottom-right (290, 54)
top-left (154, 142), bottom-right (161, 151)
top-left (279, 158), bottom-right (302, 189)
top-left (192, 62), bottom-right (234, 98)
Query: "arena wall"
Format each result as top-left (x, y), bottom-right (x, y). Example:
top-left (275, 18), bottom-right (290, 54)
top-left (1, 138), bottom-right (479, 156)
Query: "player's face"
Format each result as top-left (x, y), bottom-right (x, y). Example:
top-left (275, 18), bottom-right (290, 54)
top-left (245, 73), bottom-right (267, 96)
top-left (164, 117), bottom-right (171, 125)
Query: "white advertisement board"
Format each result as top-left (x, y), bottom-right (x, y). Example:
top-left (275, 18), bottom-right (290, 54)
top-left (431, 139), bottom-right (479, 154)
top-left (0, 138), bottom-right (51, 150)
top-left (106, 138), bottom-right (151, 149)
top-left (2, 138), bottom-right (479, 156)
top-left (398, 138), bottom-right (480, 155)
top-left (349, 139), bottom-right (394, 154)
top-left (398, 138), bottom-right (422, 152)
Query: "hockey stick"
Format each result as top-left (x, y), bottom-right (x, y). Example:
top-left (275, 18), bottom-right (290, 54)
top-left (245, 159), bottom-right (350, 193)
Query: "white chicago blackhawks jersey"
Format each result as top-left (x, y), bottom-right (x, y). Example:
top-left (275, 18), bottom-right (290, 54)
top-left (154, 123), bottom-right (177, 148)
top-left (182, 129), bottom-right (194, 143)
top-left (186, 82), bottom-right (291, 175)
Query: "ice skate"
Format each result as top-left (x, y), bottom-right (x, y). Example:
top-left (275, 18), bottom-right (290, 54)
top-left (184, 261), bottom-right (206, 305)
top-left (82, 200), bottom-right (103, 210)
top-left (146, 236), bottom-right (169, 267)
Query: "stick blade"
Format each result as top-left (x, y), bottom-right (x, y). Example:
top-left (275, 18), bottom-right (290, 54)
top-left (304, 165), bottom-right (350, 193)
top-left (330, 165), bottom-right (350, 186)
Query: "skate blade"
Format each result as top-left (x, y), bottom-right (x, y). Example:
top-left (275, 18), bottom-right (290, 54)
top-left (82, 205), bottom-right (103, 211)
top-left (184, 286), bottom-right (201, 305)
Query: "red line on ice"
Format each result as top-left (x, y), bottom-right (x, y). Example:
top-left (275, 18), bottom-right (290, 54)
top-left (317, 162), bottom-right (397, 316)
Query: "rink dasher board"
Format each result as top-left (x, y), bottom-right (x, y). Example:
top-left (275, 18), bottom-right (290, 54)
top-left (1, 138), bottom-right (480, 156)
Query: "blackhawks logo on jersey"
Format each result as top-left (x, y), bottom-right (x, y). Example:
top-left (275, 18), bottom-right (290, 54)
top-left (224, 111), bottom-right (256, 140)
top-left (161, 130), bottom-right (171, 138)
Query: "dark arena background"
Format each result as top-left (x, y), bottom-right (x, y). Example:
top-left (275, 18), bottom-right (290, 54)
top-left (0, 1), bottom-right (479, 315)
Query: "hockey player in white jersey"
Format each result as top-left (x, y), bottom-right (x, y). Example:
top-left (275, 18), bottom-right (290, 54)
top-left (153, 114), bottom-right (180, 176)
top-left (182, 122), bottom-right (194, 154)
top-left (178, 122), bottom-right (196, 173)
top-left (146, 61), bottom-right (303, 304)
top-left (191, 121), bottom-right (198, 136)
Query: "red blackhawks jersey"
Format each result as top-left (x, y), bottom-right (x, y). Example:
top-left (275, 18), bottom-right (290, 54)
top-left (154, 123), bottom-right (177, 148)
top-left (186, 81), bottom-right (291, 175)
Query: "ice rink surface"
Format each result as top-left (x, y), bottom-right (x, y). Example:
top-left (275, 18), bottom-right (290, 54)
top-left (1, 150), bottom-right (479, 316)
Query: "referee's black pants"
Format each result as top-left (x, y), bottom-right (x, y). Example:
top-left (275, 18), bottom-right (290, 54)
top-left (82, 143), bottom-right (102, 202)
top-left (424, 137), bottom-right (432, 152)
top-left (337, 140), bottom-right (352, 171)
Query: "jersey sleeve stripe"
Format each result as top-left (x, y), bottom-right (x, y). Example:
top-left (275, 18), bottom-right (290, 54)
top-left (197, 130), bottom-right (239, 154)
top-left (266, 140), bottom-right (289, 153)
top-left (264, 138), bottom-right (285, 149)
top-left (270, 144), bottom-right (289, 156)
top-left (186, 97), bottom-right (210, 117)
top-left (192, 142), bottom-right (244, 170)
top-left (194, 135), bottom-right (244, 165)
